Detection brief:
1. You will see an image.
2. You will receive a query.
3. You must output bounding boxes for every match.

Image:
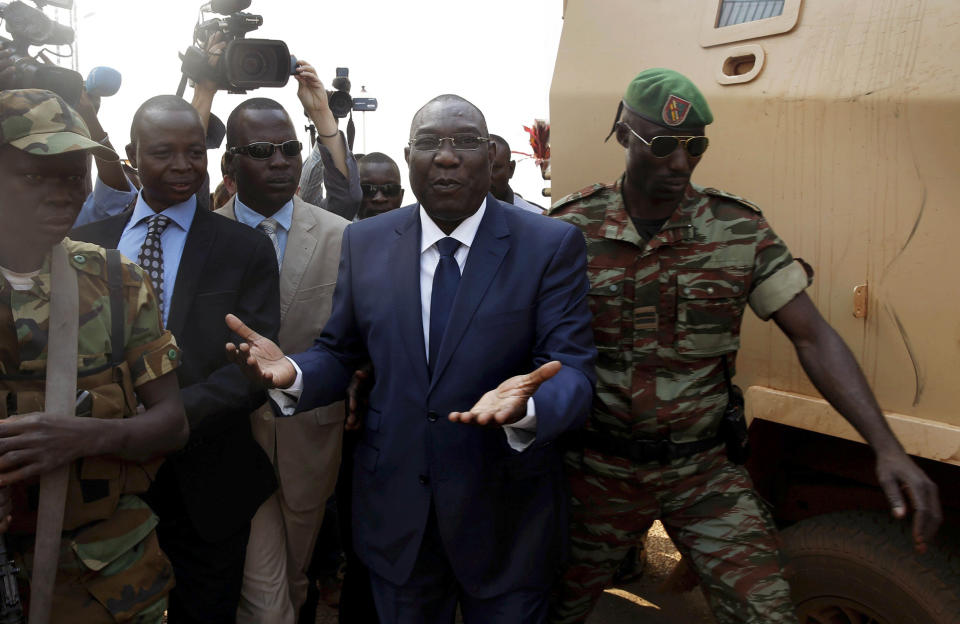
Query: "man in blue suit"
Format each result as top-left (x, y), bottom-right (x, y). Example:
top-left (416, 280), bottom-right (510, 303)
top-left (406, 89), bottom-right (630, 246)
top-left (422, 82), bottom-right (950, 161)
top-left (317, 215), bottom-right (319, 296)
top-left (226, 94), bottom-right (596, 624)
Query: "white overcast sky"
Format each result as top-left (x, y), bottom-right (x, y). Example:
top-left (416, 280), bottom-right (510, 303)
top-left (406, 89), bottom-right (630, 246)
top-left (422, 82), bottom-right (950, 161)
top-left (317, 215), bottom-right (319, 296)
top-left (52, 0), bottom-right (562, 204)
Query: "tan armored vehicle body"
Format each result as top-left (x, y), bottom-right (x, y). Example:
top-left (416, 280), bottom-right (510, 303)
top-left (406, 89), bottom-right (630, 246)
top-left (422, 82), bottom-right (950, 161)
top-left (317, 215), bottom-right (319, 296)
top-left (551, 1), bottom-right (960, 621)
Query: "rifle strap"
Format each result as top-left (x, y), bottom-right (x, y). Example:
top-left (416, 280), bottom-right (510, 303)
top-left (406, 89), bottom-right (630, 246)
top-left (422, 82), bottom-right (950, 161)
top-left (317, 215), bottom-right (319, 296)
top-left (29, 243), bottom-right (79, 624)
top-left (106, 249), bottom-right (124, 367)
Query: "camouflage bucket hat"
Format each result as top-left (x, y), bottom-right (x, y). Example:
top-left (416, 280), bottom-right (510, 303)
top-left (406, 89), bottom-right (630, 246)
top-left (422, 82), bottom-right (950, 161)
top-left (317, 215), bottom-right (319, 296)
top-left (0, 88), bottom-right (118, 161)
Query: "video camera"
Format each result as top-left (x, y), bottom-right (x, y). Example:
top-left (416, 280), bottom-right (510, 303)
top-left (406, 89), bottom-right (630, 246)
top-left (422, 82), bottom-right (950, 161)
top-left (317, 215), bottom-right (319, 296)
top-left (327, 67), bottom-right (378, 119)
top-left (179, 0), bottom-right (295, 94)
top-left (0, 0), bottom-right (83, 104)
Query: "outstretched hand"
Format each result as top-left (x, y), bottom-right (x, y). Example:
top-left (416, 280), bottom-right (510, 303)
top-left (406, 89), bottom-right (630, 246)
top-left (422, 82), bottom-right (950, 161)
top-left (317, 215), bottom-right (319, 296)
top-left (876, 450), bottom-right (942, 553)
top-left (225, 314), bottom-right (295, 389)
top-left (448, 361), bottom-right (562, 427)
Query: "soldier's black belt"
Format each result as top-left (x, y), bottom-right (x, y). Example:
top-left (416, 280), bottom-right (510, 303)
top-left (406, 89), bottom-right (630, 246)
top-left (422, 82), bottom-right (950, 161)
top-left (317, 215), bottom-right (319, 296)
top-left (576, 430), bottom-right (723, 465)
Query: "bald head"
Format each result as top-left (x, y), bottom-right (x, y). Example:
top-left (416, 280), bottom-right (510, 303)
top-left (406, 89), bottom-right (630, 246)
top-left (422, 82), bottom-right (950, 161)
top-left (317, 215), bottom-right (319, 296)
top-left (129, 95), bottom-right (202, 146)
top-left (409, 94), bottom-right (488, 139)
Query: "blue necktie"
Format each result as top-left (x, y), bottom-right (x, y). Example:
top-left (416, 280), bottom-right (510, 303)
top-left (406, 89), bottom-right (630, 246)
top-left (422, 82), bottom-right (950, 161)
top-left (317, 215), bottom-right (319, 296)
top-left (429, 237), bottom-right (461, 374)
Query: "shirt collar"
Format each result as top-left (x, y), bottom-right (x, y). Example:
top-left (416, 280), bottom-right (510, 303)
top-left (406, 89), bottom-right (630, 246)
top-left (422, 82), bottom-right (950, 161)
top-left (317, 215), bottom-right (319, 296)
top-left (419, 197), bottom-right (487, 254)
top-left (131, 191), bottom-right (197, 232)
top-left (233, 196), bottom-right (294, 232)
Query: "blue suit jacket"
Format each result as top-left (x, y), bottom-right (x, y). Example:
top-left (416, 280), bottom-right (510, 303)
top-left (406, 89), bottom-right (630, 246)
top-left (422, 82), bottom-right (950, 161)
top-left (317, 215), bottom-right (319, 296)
top-left (291, 196), bottom-right (596, 596)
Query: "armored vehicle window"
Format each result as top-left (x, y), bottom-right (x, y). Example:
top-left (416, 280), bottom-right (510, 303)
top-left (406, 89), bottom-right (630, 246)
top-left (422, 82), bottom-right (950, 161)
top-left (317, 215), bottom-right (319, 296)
top-left (717, 0), bottom-right (784, 27)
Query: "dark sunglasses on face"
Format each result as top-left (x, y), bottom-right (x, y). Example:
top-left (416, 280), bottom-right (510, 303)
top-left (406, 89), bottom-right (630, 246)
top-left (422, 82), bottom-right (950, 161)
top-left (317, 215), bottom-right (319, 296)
top-left (361, 183), bottom-right (402, 198)
top-left (228, 140), bottom-right (303, 159)
top-left (618, 122), bottom-right (709, 158)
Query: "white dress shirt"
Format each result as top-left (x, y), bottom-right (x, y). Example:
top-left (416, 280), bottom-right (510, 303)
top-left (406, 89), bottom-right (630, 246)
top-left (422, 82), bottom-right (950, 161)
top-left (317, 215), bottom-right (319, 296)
top-left (272, 200), bottom-right (538, 450)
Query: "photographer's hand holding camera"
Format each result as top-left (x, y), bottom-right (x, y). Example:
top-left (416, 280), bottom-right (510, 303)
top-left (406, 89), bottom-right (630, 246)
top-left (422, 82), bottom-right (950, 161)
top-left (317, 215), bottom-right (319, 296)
top-left (296, 61), bottom-right (362, 220)
top-left (190, 31), bottom-right (226, 133)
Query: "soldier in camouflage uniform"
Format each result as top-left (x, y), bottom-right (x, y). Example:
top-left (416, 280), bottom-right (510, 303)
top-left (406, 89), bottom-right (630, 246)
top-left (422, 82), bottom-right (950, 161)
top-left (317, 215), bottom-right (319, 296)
top-left (0, 89), bottom-right (189, 622)
top-left (548, 69), bottom-right (941, 624)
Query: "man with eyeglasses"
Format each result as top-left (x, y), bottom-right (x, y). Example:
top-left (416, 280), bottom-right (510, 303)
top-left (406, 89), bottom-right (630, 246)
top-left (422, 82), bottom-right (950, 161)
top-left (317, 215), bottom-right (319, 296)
top-left (224, 93), bottom-right (596, 624)
top-left (70, 94), bottom-right (282, 624)
top-left (357, 152), bottom-right (405, 220)
top-left (547, 68), bottom-right (941, 624)
top-left (209, 60), bottom-right (353, 624)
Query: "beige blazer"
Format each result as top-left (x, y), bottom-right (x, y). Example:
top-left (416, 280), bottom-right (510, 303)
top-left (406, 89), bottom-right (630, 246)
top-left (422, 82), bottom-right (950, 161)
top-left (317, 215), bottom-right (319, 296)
top-left (217, 195), bottom-right (349, 511)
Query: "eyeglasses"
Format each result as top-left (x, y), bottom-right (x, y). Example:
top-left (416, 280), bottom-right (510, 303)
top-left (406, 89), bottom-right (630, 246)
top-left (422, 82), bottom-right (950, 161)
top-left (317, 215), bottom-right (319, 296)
top-left (618, 122), bottom-right (709, 158)
top-left (361, 183), bottom-right (402, 197)
top-left (408, 134), bottom-right (488, 151)
top-left (228, 140), bottom-right (303, 159)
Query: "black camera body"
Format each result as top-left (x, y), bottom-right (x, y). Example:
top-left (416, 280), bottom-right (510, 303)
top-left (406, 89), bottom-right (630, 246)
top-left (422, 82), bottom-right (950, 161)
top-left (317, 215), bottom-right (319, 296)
top-left (0, 0), bottom-right (83, 104)
top-left (180, 0), bottom-right (295, 94)
top-left (327, 67), bottom-right (378, 119)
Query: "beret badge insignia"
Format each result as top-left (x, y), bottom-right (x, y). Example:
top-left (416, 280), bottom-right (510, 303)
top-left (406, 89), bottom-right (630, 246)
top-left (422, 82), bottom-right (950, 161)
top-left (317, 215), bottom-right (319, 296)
top-left (662, 94), bottom-right (692, 126)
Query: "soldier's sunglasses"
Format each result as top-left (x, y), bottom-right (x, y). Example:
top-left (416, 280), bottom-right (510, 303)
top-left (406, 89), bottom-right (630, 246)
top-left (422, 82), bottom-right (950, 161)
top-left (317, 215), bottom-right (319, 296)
top-left (228, 140), bottom-right (303, 159)
top-left (618, 122), bottom-right (709, 158)
top-left (361, 183), bottom-right (402, 197)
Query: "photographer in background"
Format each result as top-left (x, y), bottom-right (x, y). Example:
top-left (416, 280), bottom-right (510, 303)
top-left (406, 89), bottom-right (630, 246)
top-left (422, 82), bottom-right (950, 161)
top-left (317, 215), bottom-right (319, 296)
top-left (0, 44), bottom-right (139, 228)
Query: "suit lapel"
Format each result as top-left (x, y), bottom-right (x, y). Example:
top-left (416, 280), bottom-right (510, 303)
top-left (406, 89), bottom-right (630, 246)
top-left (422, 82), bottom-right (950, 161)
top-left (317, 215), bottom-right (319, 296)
top-left (389, 206), bottom-right (430, 393)
top-left (167, 208), bottom-right (215, 338)
top-left (281, 197), bottom-right (319, 322)
top-left (429, 197), bottom-right (510, 391)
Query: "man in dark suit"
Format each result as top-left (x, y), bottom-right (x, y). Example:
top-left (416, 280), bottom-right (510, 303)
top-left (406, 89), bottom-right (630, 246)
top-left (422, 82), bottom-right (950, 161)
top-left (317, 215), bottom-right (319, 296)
top-left (225, 94), bottom-right (596, 624)
top-left (71, 95), bottom-right (280, 624)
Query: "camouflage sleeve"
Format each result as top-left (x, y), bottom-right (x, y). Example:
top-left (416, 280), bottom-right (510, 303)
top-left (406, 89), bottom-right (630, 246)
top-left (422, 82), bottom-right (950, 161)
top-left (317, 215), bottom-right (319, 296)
top-left (121, 260), bottom-right (181, 387)
top-left (748, 217), bottom-right (813, 320)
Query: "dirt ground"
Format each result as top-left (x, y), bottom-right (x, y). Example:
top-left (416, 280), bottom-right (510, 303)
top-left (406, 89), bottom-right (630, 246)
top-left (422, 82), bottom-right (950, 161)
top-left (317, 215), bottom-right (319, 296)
top-left (315, 520), bottom-right (713, 623)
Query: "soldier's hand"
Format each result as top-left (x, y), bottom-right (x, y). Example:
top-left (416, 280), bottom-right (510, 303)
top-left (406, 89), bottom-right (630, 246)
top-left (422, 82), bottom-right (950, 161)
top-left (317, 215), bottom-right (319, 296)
top-left (0, 488), bottom-right (11, 535)
top-left (449, 361), bottom-right (562, 427)
top-left (876, 449), bottom-right (942, 553)
top-left (225, 313), bottom-right (296, 389)
top-left (0, 412), bottom-right (90, 486)
top-left (346, 364), bottom-right (373, 431)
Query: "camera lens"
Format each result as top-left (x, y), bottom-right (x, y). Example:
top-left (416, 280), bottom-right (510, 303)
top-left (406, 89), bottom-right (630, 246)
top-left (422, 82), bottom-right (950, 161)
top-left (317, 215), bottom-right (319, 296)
top-left (224, 38), bottom-right (291, 90)
top-left (240, 51), bottom-right (267, 78)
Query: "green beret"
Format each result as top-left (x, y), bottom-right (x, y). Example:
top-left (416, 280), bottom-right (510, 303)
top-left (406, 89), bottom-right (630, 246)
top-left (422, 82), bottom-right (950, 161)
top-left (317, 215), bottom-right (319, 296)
top-left (0, 89), bottom-right (117, 161)
top-left (622, 68), bottom-right (713, 129)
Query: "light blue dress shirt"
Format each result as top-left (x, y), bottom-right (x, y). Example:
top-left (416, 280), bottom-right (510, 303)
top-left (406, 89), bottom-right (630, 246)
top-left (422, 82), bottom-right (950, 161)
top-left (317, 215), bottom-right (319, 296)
top-left (73, 176), bottom-right (138, 228)
top-left (117, 192), bottom-right (197, 327)
top-left (233, 197), bottom-right (294, 265)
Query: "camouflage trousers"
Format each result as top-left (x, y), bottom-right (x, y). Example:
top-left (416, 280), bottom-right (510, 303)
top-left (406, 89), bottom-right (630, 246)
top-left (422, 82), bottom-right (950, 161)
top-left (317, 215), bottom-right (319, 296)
top-left (549, 444), bottom-right (798, 624)
top-left (9, 503), bottom-right (173, 623)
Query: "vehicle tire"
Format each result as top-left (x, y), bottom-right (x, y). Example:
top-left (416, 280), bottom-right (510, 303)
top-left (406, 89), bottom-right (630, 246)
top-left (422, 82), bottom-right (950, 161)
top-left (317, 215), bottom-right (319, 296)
top-left (780, 511), bottom-right (960, 624)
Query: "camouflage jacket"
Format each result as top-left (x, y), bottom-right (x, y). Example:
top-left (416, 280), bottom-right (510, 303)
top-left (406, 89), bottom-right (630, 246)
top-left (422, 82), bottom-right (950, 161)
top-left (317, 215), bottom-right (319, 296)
top-left (551, 177), bottom-right (811, 444)
top-left (0, 238), bottom-right (180, 619)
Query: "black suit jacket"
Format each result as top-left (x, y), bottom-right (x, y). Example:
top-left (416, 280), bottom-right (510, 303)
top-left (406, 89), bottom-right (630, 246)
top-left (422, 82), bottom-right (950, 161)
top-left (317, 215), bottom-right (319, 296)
top-left (71, 206), bottom-right (280, 541)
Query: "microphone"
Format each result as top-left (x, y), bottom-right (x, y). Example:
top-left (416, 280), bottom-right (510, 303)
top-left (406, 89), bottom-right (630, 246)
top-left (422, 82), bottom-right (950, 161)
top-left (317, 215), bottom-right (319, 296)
top-left (85, 66), bottom-right (121, 98)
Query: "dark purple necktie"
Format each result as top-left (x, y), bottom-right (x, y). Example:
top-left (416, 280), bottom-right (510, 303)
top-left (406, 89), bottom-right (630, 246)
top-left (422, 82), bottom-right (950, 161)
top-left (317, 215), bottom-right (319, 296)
top-left (428, 237), bottom-right (461, 374)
